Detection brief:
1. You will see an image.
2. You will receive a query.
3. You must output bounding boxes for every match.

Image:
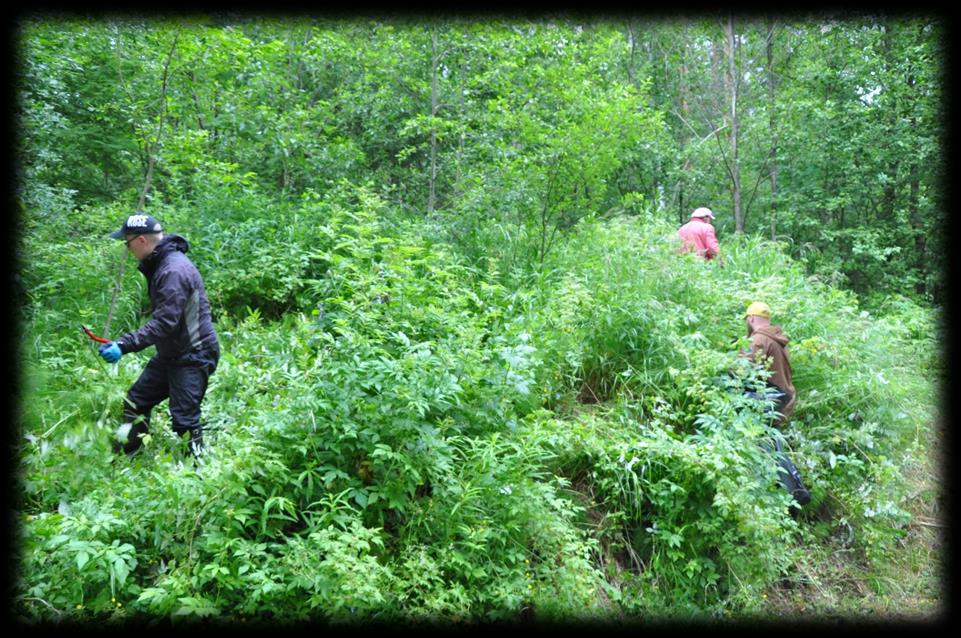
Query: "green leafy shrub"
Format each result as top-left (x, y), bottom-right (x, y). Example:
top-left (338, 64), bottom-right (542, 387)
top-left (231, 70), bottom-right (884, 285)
top-left (16, 197), bottom-right (937, 621)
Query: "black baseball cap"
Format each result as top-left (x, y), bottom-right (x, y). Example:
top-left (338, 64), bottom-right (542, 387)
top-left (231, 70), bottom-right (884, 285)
top-left (109, 213), bottom-right (163, 239)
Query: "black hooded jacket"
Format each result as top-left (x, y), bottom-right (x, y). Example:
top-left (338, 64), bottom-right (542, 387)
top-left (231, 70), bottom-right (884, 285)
top-left (117, 234), bottom-right (218, 358)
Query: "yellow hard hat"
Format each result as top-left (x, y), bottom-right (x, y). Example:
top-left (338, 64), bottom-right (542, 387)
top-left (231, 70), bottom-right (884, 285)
top-left (744, 301), bottom-right (771, 318)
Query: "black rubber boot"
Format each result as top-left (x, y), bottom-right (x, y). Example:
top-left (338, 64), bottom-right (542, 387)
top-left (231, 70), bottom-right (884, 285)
top-left (113, 419), bottom-right (150, 456)
top-left (173, 426), bottom-right (204, 459)
top-left (188, 427), bottom-right (204, 459)
top-left (113, 401), bottom-right (152, 456)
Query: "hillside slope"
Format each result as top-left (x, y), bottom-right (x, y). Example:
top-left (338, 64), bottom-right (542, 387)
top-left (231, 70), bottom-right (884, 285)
top-left (17, 191), bottom-right (941, 622)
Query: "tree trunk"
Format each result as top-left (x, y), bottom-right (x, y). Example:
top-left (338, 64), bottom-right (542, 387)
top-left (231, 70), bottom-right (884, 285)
top-left (879, 24), bottom-right (899, 225)
top-left (626, 20), bottom-right (638, 87)
top-left (454, 53), bottom-right (466, 203)
top-left (909, 160), bottom-right (925, 296)
top-left (724, 15), bottom-right (744, 232)
top-left (678, 21), bottom-right (691, 223)
top-left (766, 18), bottom-right (779, 240)
top-left (539, 156), bottom-right (561, 265)
top-left (428, 29), bottom-right (440, 217)
top-left (905, 35), bottom-right (926, 297)
top-left (189, 71), bottom-right (208, 131)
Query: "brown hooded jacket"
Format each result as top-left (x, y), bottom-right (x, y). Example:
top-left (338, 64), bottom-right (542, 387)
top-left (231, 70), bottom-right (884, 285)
top-left (746, 324), bottom-right (796, 420)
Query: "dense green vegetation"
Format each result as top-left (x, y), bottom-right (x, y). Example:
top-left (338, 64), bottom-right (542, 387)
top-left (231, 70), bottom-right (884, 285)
top-left (16, 16), bottom-right (943, 623)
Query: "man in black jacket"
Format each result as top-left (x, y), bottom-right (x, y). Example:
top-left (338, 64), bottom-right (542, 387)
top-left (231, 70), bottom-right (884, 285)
top-left (98, 213), bottom-right (220, 457)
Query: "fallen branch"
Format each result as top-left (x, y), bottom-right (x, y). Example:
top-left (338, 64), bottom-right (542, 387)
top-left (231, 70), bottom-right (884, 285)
top-left (18, 596), bottom-right (64, 617)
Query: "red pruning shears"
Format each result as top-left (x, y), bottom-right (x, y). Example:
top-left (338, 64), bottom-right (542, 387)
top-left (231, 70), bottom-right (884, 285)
top-left (81, 324), bottom-right (111, 344)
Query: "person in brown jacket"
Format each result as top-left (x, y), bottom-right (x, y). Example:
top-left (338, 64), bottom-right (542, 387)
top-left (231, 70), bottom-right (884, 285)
top-left (742, 301), bottom-right (796, 424)
top-left (740, 301), bottom-right (810, 508)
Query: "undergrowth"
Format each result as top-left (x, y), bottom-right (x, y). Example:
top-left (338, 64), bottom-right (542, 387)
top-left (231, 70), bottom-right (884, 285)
top-left (16, 186), bottom-right (940, 623)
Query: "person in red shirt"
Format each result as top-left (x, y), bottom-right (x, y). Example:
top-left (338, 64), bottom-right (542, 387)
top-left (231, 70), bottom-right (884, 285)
top-left (677, 207), bottom-right (722, 263)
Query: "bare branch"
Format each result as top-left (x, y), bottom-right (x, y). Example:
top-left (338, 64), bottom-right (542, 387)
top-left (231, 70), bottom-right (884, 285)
top-left (18, 597), bottom-right (64, 617)
top-left (744, 160), bottom-right (772, 221)
top-left (138, 29), bottom-right (181, 210)
top-left (672, 108), bottom-right (728, 148)
top-left (710, 126), bottom-right (735, 184)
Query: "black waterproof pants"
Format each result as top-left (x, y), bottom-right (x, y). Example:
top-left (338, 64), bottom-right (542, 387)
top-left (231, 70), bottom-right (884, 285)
top-left (744, 388), bottom-right (810, 506)
top-left (760, 428), bottom-right (811, 506)
top-left (120, 343), bottom-right (220, 455)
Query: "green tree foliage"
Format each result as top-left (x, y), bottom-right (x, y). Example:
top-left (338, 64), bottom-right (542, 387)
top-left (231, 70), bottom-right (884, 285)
top-left (17, 16), bottom-right (943, 302)
top-left (615, 17), bottom-right (944, 304)
top-left (15, 15), bottom-right (941, 623)
top-left (772, 19), bottom-right (944, 302)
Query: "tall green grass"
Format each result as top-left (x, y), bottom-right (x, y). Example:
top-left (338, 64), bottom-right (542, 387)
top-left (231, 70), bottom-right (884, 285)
top-left (16, 194), bottom-right (938, 622)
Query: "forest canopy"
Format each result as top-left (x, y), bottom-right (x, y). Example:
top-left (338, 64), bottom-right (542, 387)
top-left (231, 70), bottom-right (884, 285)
top-left (17, 15), bottom-right (945, 305)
